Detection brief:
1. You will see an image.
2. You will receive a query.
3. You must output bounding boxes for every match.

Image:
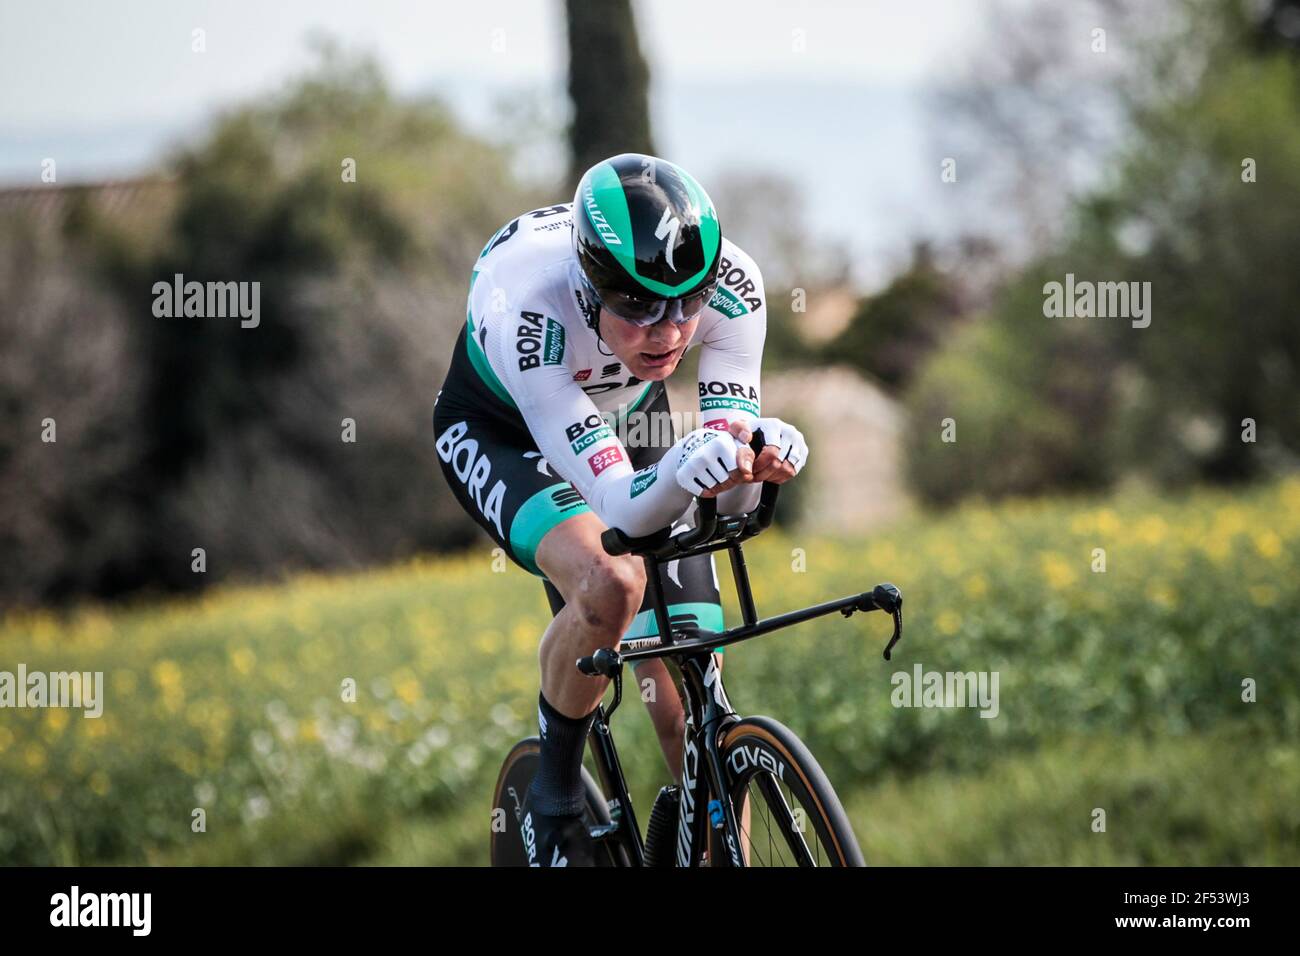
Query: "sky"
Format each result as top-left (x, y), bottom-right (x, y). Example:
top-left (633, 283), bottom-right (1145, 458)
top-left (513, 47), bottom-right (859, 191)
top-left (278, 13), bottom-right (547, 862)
top-left (0, 0), bottom-right (994, 285)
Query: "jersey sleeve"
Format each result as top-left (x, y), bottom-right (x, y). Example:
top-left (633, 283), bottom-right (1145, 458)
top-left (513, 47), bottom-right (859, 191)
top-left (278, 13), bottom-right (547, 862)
top-left (697, 246), bottom-right (767, 514)
top-left (487, 284), bottom-right (697, 538)
top-left (697, 246), bottom-right (766, 430)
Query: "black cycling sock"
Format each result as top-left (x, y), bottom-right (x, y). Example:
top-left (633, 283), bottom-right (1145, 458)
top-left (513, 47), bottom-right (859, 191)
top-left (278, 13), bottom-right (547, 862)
top-left (529, 690), bottom-right (596, 817)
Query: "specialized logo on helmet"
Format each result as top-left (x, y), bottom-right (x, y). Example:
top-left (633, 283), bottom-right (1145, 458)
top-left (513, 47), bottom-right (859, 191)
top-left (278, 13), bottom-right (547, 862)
top-left (584, 185), bottom-right (622, 247)
top-left (574, 153), bottom-right (721, 301)
top-left (654, 207), bottom-right (681, 271)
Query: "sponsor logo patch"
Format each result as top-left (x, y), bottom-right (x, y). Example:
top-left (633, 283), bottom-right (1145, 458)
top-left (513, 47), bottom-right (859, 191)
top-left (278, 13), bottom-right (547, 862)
top-left (580, 375), bottom-right (642, 396)
top-left (543, 318), bottom-right (565, 365)
top-left (716, 255), bottom-right (764, 313)
top-left (565, 413), bottom-right (614, 454)
top-left (588, 445), bottom-right (625, 477)
top-left (573, 286), bottom-right (599, 325)
top-left (699, 381), bottom-right (760, 417)
top-left (571, 426), bottom-right (612, 454)
top-left (629, 465), bottom-right (658, 498)
top-left (517, 312), bottom-right (566, 371)
top-left (550, 485), bottom-right (586, 511)
top-left (435, 421), bottom-right (507, 539)
top-left (708, 285), bottom-right (749, 318)
top-left (681, 429), bottom-right (718, 457)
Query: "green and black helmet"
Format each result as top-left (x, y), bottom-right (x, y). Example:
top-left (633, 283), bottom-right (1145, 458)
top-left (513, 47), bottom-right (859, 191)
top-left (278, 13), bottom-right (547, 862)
top-left (572, 153), bottom-right (722, 326)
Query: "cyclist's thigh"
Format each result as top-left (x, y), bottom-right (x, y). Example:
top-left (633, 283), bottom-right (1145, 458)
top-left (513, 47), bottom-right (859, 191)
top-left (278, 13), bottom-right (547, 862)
top-left (530, 509), bottom-right (647, 606)
top-left (433, 406), bottom-right (590, 576)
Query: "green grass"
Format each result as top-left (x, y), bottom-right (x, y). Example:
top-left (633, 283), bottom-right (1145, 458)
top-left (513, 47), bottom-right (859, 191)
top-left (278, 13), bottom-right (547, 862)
top-left (852, 730), bottom-right (1300, 865)
top-left (1, 478), bottom-right (1297, 865)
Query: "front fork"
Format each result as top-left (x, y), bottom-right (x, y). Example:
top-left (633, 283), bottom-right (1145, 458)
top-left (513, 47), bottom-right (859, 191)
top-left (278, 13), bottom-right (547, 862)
top-left (583, 643), bottom-right (745, 866)
top-left (676, 651), bottom-right (745, 867)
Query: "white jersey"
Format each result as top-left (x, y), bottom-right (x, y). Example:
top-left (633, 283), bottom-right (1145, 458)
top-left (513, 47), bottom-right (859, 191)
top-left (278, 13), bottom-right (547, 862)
top-left (462, 202), bottom-right (767, 535)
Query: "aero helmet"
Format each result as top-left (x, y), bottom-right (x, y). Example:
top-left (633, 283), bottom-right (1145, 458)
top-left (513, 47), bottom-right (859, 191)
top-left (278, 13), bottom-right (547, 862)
top-left (572, 153), bottom-right (722, 326)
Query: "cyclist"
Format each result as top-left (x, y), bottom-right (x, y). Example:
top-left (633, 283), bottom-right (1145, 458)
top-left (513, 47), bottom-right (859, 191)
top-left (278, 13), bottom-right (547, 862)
top-left (433, 153), bottom-right (808, 866)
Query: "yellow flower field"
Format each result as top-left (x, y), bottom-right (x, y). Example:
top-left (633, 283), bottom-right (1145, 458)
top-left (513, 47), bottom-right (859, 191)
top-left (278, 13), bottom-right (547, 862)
top-left (1, 479), bottom-right (1297, 865)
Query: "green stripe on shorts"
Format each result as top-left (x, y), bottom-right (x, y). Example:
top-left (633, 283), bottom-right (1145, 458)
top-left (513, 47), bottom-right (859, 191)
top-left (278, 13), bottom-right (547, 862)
top-left (509, 483), bottom-right (591, 575)
top-left (625, 601), bottom-right (726, 655)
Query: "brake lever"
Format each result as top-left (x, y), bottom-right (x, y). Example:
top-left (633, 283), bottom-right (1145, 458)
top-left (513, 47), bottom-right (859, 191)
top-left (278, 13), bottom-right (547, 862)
top-left (883, 606), bottom-right (903, 661)
top-left (870, 583), bottom-right (903, 661)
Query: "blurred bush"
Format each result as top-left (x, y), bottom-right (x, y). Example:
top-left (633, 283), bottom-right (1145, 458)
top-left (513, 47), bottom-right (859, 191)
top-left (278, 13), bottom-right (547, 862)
top-left (823, 243), bottom-right (968, 393)
top-left (0, 45), bottom-right (542, 604)
top-left (901, 0), bottom-right (1300, 505)
top-left (0, 217), bottom-right (144, 600)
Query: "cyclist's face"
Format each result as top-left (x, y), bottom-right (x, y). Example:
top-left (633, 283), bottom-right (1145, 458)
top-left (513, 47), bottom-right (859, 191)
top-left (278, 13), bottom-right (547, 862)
top-left (599, 308), bottom-right (699, 381)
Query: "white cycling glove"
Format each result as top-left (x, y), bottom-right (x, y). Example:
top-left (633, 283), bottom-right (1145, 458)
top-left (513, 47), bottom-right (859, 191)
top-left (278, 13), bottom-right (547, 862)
top-left (674, 427), bottom-right (748, 495)
top-left (749, 417), bottom-right (809, 474)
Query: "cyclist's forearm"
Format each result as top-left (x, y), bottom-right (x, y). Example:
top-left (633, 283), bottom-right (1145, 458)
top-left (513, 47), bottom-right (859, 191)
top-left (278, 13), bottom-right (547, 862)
top-left (590, 444), bottom-right (695, 537)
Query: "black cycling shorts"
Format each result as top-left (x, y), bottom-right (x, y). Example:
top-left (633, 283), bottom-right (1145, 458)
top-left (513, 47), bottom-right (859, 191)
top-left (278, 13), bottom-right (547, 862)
top-left (433, 326), bottom-right (725, 650)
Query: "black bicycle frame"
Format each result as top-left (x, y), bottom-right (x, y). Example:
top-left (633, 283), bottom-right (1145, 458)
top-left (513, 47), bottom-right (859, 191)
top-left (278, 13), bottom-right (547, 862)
top-left (566, 440), bottom-right (904, 866)
top-left (580, 528), bottom-right (902, 867)
top-left (583, 603), bottom-right (748, 866)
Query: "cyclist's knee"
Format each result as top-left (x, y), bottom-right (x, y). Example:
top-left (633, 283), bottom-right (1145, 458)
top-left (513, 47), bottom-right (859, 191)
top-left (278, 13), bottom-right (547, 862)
top-left (575, 555), bottom-right (645, 634)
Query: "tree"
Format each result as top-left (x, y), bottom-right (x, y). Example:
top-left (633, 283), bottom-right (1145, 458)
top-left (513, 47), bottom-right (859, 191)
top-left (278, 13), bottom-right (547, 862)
top-left (2, 44), bottom-right (540, 602)
top-left (564, 0), bottom-right (654, 186)
top-left (824, 243), bottom-right (967, 393)
top-left (905, 0), bottom-right (1300, 504)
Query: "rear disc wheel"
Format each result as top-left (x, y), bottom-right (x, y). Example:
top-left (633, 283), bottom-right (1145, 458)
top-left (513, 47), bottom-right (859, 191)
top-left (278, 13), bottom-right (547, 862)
top-left (490, 737), bottom-right (627, 866)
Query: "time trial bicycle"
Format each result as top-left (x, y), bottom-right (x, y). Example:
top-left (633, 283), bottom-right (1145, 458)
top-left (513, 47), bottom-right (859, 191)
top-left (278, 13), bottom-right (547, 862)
top-left (491, 459), bottom-right (903, 866)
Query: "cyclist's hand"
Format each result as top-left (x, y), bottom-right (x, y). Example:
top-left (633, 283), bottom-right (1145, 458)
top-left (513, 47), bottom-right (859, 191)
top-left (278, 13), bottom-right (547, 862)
top-left (747, 417), bottom-right (808, 484)
top-left (675, 427), bottom-right (752, 498)
top-left (727, 419), bottom-right (757, 476)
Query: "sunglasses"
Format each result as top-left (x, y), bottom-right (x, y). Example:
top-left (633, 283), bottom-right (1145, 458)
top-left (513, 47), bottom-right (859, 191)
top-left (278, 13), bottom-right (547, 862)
top-left (584, 275), bottom-right (718, 327)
